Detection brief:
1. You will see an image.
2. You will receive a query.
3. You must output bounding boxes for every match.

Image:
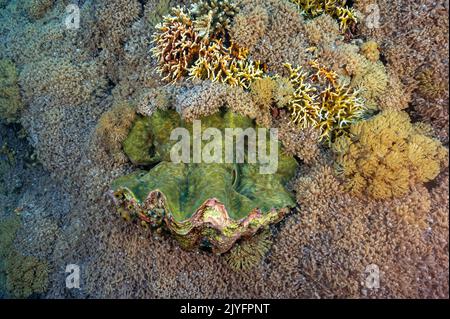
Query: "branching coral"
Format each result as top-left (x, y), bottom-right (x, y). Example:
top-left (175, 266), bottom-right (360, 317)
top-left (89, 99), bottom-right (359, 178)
top-left (152, 3), bottom-right (264, 88)
top-left (333, 110), bottom-right (449, 199)
top-left (291, 0), bottom-right (358, 31)
top-left (224, 230), bottom-right (273, 271)
top-left (152, 7), bottom-right (203, 82)
top-left (188, 40), bottom-right (265, 89)
top-left (0, 59), bottom-right (23, 123)
top-left (282, 61), bottom-right (365, 143)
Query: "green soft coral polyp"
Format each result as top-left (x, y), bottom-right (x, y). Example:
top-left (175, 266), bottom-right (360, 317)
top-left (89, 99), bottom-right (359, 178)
top-left (110, 109), bottom-right (298, 254)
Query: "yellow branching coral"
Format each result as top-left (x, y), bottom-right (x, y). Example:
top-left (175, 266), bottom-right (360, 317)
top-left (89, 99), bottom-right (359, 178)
top-left (188, 40), bottom-right (264, 89)
top-left (283, 63), bottom-right (318, 128)
top-left (151, 7), bottom-right (203, 83)
top-left (291, 0), bottom-right (358, 31)
top-left (282, 61), bottom-right (365, 143)
top-left (333, 110), bottom-right (449, 199)
top-left (152, 5), bottom-right (262, 88)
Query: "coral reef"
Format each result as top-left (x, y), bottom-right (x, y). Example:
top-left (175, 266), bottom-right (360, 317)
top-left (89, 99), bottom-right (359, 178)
top-left (269, 163), bottom-right (449, 298)
top-left (360, 40), bottom-right (380, 62)
top-left (229, 5), bottom-right (269, 50)
top-left (22, 0), bottom-right (54, 20)
top-left (274, 111), bottom-right (321, 164)
top-left (333, 110), bottom-right (448, 199)
top-left (188, 40), bottom-right (265, 89)
top-left (0, 58), bottom-right (23, 123)
top-left (232, 0), bottom-right (311, 74)
top-left (146, 0), bottom-right (172, 27)
top-left (0, 0), bottom-right (446, 300)
top-left (20, 57), bottom-right (107, 107)
top-left (355, 0), bottom-right (449, 143)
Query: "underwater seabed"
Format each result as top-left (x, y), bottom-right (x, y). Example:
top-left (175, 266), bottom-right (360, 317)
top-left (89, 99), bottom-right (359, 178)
top-left (0, 0), bottom-right (449, 299)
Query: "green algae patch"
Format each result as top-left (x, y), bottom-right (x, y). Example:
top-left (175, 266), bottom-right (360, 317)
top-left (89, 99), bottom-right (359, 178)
top-left (111, 109), bottom-right (298, 253)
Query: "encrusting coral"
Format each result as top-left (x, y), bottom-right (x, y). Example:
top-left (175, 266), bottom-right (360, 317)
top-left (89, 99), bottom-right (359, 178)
top-left (333, 110), bottom-right (448, 199)
top-left (0, 58), bottom-right (23, 123)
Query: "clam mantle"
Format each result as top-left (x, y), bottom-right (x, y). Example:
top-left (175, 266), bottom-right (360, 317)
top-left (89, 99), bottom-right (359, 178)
top-left (110, 109), bottom-right (298, 254)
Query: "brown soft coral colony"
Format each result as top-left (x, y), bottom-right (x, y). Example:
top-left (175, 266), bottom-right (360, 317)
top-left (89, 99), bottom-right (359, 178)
top-left (333, 110), bottom-right (448, 199)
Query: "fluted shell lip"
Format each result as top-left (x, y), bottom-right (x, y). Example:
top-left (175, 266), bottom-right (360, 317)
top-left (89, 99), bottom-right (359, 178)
top-left (110, 187), bottom-right (290, 254)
